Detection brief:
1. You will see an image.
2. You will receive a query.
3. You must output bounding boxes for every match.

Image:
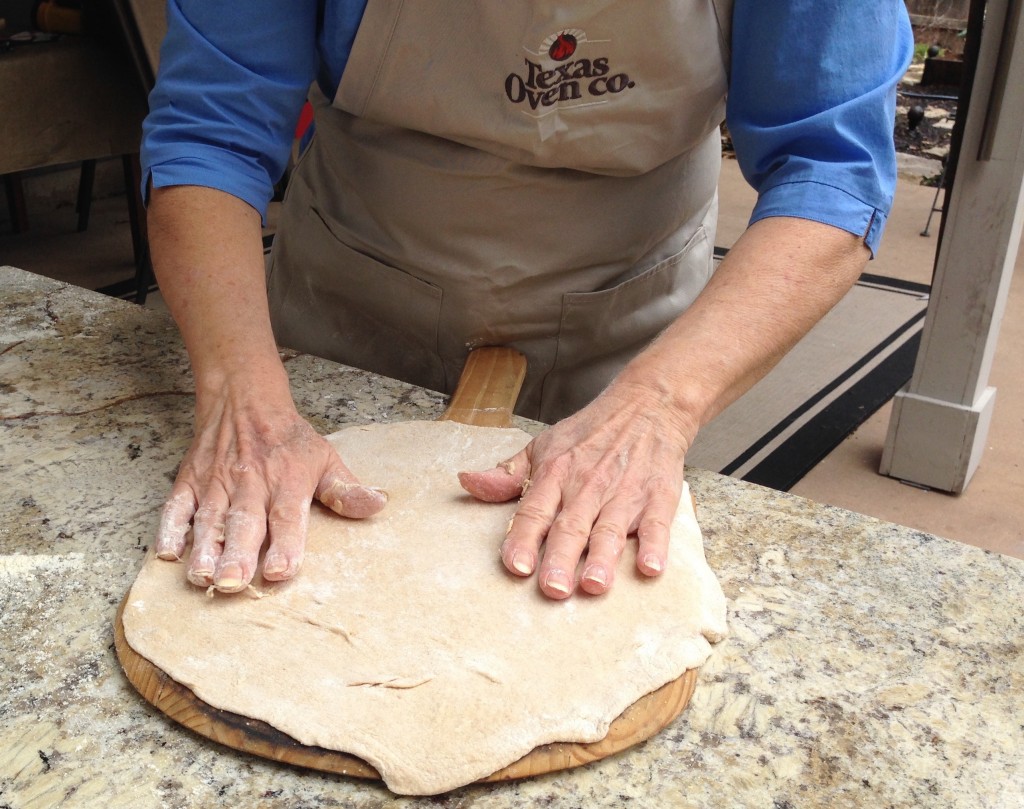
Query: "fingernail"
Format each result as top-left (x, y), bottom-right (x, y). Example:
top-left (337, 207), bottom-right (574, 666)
top-left (508, 549), bottom-right (533, 575)
top-left (187, 569), bottom-right (212, 587)
top-left (263, 555), bottom-right (288, 577)
top-left (643, 554), bottom-right (663, 573)
top-left (583, 565), bottom-right (607, 587)
top-left (333, 484), bottom-right (388, 518)
top-left (156, 530), bottom-right (185, 560)
top-left (188, 555), bottom-right (215, 582)
top-left (214, 562), bottom-right (244, 591)
top-left (544, 569), bottom-right (572, 595)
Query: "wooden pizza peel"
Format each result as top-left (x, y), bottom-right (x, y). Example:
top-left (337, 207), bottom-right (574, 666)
top-left (113, 347), bottom-right (698, 785)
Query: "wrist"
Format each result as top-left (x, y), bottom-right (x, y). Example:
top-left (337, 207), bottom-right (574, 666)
top-left (192, 349), bottom-right (292, 403)
top-left (604, 365), bottom-right (706, 454)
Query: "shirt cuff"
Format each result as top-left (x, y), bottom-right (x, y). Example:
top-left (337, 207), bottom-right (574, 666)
top-left (749, 179), bottom-right (888, 258)
top-left (142, 150), bottom-right (275, 225)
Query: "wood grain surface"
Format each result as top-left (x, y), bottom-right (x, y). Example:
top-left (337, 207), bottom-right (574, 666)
top-left (114, 346), bottom-right (698, 785)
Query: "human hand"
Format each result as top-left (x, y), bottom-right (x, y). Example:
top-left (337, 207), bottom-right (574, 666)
top-left (458, 382), bottom-right (694, 599)
top-left (155, 387), bottom-right (387, 592)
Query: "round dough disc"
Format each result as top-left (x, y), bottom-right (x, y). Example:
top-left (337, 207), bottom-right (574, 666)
top-left (122, 421), bottom-right (727, 795)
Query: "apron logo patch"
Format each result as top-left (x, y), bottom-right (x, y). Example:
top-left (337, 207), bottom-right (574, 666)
top-left (505, 29), bottom-right (635, 113)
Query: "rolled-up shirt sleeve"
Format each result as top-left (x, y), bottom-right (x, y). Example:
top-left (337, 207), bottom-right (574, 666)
top-left (140, 0), bottom-right (321, 219)
top-left (726, 0), bottom-right (914, 256)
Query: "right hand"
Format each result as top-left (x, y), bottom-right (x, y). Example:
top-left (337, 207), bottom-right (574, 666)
top-left (144, 186), bottom-right (386, 591)
top-left (155, 384), bottom-right (387, 592)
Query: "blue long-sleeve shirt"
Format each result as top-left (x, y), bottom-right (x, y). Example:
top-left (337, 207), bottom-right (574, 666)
top-left (141, 1), bottom-right (913, 255)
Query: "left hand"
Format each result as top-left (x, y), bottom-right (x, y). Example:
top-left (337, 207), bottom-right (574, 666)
top-left (458, 380), bottom-right (695, 599)
top-left (460, 218), bottom-right (870, 601)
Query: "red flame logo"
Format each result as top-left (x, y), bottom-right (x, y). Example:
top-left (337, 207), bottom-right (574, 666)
top-left (548, 33), bottom-right (578, 61)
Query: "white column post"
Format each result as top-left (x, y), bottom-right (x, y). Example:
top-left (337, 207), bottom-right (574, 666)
top-left (881, 0), bottom-right (1024, 492)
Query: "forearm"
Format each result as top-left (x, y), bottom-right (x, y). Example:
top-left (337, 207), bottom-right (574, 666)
top-left (614, 216), bottom-right (871, 446)
top-left (148, 185), bottom-right (289, 401)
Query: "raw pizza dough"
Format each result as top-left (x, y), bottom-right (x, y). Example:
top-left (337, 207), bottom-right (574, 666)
top-left (122, 421), bottom-right (728, 795)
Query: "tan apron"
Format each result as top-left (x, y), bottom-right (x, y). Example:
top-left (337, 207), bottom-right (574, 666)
top-left (268, 0), bottom-right (732, 422)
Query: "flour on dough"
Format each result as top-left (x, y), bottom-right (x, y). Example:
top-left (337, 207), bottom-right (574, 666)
top-left (122, 420), bottom-right (728, 795)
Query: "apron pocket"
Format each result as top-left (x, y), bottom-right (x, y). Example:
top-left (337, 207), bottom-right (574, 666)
top-left (269, 199), bottom-right (446, 395)
top-left (540, 225), bottom-right (712, 422)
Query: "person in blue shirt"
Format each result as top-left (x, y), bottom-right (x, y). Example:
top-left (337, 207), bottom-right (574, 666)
top-left (145, 1), bottom-right (913, 601)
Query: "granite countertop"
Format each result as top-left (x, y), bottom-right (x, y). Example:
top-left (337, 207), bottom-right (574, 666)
top-left (1, 266), bottom-right (1022, 808)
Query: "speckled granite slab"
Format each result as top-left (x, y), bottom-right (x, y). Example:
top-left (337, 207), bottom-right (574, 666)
top-left (2, 266), bottom-right (1022, 808)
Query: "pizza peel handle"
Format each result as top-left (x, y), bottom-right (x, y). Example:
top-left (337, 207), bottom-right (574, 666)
top-left (438, 346), bottom-right (527, 427)
top-left (114, 346), bottom-right (697, 787)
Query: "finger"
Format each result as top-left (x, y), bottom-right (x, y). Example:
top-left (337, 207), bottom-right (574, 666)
top-left (213, 501), bottom-right (268, 592)
top-left (187, 489), bottom-right (229, 587)
top-left (536, 452), bottom-right (631, 598)
top-left (635, 477), bottom-right (681, 577)
top-left (316, 458), bottom-right (388, 519)
top-left (499, 458), bottom-right (566, 583)
top-left (578, 497), bottom-right (639, 595)
top-left (537, 501), bottom-right (609, 599)
top-left (262, 491), bottom-right (310, 582)
top-left (458, 448), bottom-right (531, 503)
top-left (155, 484), bottom-right (198, 561)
